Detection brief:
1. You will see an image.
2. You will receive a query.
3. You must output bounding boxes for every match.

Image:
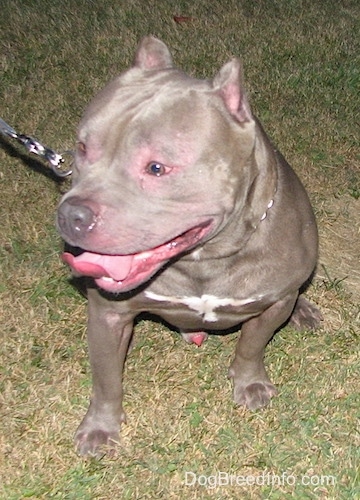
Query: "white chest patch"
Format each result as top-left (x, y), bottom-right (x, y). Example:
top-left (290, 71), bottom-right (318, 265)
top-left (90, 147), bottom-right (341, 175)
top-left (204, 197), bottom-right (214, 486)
top-left (190, 247), bottom-right (203, 260)
top-left (145, 291), bottom-right (259, 322)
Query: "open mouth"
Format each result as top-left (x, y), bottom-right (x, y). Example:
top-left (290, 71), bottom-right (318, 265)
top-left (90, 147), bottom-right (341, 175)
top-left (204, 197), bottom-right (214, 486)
top-left (61, 221), bottom-right (212, 293)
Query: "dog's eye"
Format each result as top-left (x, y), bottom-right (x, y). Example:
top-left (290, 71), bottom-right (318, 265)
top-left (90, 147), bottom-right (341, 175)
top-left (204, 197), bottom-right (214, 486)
top-left (77, 142), bottom-right (86, 156)
top-left (146, 162), bottom-right (167, 176)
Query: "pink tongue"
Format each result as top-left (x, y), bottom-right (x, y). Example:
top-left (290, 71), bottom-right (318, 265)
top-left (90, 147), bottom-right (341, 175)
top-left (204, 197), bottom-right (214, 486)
top-left (62, 252), bottom-right (134, 281)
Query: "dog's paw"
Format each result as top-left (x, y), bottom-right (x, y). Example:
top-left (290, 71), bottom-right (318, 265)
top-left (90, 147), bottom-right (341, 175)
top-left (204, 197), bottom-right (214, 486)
top-left (233, 381), bottom-right (277, 410)
top-left (75, 428), bottom-right (120, 458)
top-left (289, 296), bottom-right (323, 331)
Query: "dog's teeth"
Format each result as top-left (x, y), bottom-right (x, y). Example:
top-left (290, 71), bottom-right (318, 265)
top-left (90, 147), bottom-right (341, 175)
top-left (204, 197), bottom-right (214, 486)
top-left (100, 276), bottom-right (123, 284)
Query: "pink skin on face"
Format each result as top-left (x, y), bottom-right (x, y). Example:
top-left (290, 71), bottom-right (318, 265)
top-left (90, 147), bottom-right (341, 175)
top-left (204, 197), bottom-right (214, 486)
top-left (61, 129), bottom-right (216, 293)
top-left (61, 96), bottom-right (224, 296)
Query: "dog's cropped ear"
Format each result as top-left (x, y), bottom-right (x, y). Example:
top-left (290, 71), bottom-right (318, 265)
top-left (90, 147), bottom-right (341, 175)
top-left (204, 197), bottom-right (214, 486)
top-left (213, 59), bottom-right (253, 123)
top-left (133, 36), bottom-right (173, 70)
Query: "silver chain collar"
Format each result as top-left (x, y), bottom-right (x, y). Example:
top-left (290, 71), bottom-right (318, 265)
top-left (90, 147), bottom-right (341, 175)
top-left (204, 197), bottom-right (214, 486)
top-left (0, 117), bottom-right (73, 177)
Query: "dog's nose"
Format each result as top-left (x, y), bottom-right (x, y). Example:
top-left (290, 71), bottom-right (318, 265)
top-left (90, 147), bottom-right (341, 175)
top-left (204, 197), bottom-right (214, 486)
top-left (57, 197), bottom-right (97, 243)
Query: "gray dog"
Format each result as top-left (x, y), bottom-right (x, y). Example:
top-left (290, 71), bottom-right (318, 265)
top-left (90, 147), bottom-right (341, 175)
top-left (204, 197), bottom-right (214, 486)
top-left (57, 36), bottom-right (321, 456)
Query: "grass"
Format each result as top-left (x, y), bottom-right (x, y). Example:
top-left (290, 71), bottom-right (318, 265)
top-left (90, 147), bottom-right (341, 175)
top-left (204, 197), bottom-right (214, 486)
top-left (0, 0), bottom-right (359, 498)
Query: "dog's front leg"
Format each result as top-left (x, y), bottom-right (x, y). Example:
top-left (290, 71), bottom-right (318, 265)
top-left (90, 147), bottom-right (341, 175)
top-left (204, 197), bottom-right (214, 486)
top-left (228, 292), bottom-right (298, 410)
top-left (75, 288), bottom-right (134, 457)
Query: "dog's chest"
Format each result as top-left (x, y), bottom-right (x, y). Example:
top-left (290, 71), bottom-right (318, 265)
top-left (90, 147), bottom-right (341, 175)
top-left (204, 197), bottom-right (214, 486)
top-left (142, 290), bottom-right (265, 330)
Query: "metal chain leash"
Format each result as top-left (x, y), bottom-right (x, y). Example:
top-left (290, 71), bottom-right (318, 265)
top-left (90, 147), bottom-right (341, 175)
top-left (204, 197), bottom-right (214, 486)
top-left (0, 117), bottom-right (73, 177)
